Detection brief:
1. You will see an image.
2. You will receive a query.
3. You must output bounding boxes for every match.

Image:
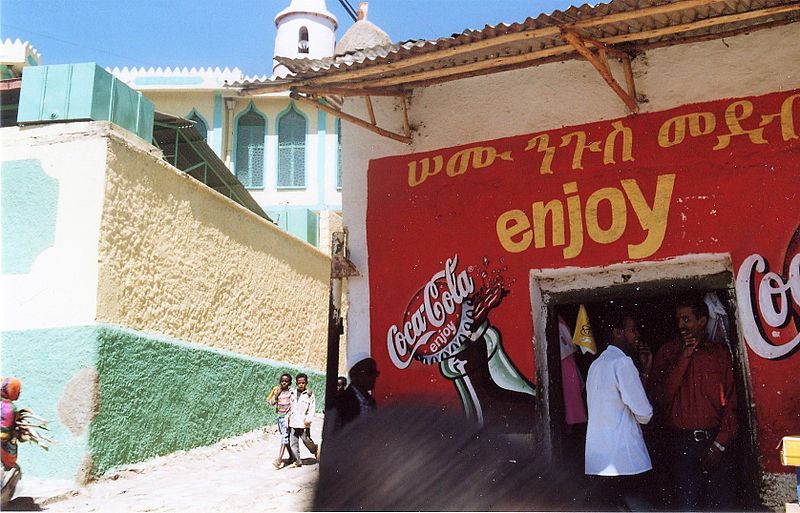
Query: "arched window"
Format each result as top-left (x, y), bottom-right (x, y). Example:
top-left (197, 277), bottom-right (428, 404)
top-left (298, 26), bottom-right (309, 54)
top-left (336, 118), bottom-right (342, 189)
top-left (235, 109), bottom-right (266, 188)
top-left (189, 112), bottom-right (208, 141)
top-left (278, 106), bottom-right (306, 188)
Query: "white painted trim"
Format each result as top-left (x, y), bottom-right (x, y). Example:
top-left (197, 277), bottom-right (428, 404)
top-left (530, 253), bottom-right (733, 295)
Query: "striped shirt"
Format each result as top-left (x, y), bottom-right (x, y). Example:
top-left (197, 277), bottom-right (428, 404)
top-left (275, 389), bottom-right (294, 417)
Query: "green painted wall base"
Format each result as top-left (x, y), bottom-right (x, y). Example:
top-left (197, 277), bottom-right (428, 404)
top-left (1, 324), bottom-right (325, 480)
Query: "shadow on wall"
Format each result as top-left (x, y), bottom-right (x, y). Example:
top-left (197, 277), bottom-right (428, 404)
top-left (315, 404), bottom-right (584, 511)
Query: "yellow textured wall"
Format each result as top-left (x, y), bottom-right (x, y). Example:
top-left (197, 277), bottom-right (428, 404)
top-left (95, 134), bottom-right (331, 371)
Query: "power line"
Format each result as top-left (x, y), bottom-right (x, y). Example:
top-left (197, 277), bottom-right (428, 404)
top-left (0, 23), bottom-right (158, 67)
top-left (337, 0), bottom-right (357, 21)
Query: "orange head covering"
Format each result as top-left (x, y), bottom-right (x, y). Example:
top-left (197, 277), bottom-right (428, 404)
top-left (1, 378), bottom-right (21, 401)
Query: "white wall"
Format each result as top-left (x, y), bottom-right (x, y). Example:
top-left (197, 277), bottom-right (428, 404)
top-left (340, 97), bottom-right (410, 358)
top-left (0, 122), bottom-right (155, 330)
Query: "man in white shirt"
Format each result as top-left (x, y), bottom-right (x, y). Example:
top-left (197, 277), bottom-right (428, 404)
top-left (585, 310), bottom-right (654, 510)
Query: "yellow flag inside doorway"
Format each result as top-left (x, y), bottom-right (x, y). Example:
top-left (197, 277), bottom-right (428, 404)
top-left (572, 304), bottom-right (597, 355)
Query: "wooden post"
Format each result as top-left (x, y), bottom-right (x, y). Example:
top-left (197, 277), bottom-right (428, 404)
top-left (621, 55), bottom-right (637, 100)
top-left (291, 92), bottom-right (412, 144)
top-left (562, 30), bottom-right (639, 113)
top-left (365, 96), bottom-right (376, 125)
top-left (598, 47), bottom-right (609, 70)
top-left (323, 230), bottom-right (359, 412)
top-left (401, 95), bottom-right (411, 139)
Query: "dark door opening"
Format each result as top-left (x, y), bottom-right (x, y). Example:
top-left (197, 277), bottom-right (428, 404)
top-left (531, 262), bottom-right (759, 510)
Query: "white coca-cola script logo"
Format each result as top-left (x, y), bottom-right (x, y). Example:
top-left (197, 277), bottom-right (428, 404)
top-left (736, 252), bottom-right (800, 359)
top-left (387, 256), bottom-right (476, 369)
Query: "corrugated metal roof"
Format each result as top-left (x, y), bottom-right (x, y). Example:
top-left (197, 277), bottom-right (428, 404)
top-left (237, 0), bottom-right (799, 90)
top-left (152, 112), bottom-right (271, 222)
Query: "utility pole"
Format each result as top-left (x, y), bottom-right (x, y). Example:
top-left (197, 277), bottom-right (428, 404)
top-left (323, 230), bottom-right (359, 412)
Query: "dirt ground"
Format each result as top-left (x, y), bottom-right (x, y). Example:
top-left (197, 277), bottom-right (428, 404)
top-left (7, 414), bottom-right (323, 512)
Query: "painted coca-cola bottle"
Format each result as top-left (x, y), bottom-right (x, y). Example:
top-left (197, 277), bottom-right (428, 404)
top-left (387, 255), bottom-right (536, 432)
top-left (439, 320), bottom-right (537, 431)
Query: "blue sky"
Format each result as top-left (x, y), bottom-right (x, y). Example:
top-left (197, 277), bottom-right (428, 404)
top-left (1, 0), bottom-right (575, 76)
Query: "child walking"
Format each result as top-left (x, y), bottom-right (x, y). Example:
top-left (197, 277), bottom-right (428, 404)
top-left (287, 373), bottom-right (319, 467)
top-left (267, 373), bottom-right (295, 469)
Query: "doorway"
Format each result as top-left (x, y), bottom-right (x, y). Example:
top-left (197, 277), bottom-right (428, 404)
top-left (530, 254), bottom-right (760, 508)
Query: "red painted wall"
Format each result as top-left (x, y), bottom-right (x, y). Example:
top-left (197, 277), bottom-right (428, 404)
top-left (366, 89), bottom-right (799, 472)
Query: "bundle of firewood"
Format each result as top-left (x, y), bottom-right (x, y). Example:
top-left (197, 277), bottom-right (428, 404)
top-left (14, 408), bottom-right (55, 450)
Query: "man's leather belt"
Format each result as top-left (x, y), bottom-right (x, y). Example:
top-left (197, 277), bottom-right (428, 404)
top-left (675, 429), bottom-right (716, 442)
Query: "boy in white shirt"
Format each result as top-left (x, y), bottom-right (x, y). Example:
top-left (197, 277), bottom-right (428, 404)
top-left (287, 373), bottom-right (319, 467)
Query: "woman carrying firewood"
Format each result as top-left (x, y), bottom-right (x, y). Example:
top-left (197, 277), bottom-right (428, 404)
top-left (1, 377), bottom-right (53, 506)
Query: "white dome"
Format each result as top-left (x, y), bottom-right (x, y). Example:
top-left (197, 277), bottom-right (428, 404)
top-left (335, 3), bottom-right (390, 56)
top-left (335, 19), bottom-right (390, 55)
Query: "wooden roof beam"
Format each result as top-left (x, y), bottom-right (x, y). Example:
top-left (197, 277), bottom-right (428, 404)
top-left (291, 91), bottom-right (412, 145)
top-left (296, 85), bottom-right (409, 97)
top-left (599, 2), bottom-right (800, 44)
top-left (234, 81), bottom-right (298, 94)
top-left (242, 82), bottom-right (409, 97)
top-left (334, 44), bottom-right (576, 89)
top-left (562, 30), bottom-right (639, 113)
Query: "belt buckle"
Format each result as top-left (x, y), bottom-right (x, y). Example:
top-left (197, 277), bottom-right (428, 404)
top-left (692, 429), bottom-right (708, 442)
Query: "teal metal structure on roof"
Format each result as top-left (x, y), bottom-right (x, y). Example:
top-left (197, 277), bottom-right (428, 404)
top-left (17, 62), bottom-right (154, 141)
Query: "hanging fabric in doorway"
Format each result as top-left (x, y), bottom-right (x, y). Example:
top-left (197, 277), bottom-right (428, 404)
top-left (559, 316), bottom-right (587, 425)
top-left (572, 304), bottom-right (597, 355)
top-left (705, 292), bottom-right (731, 347)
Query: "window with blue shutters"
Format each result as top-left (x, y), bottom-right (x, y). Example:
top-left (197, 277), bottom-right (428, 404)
top-left (235, 109), bottom-right (265, 189)
top-left (277, 106), bottom-right (306, 188)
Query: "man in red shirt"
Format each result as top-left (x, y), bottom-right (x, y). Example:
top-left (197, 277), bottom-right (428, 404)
top-left (649, 298), bottom-right (738, 510)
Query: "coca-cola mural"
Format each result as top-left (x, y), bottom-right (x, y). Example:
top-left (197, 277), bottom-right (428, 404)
top-left (386, 256), bottom-right (536, 430)
top-left (736, 226), bottom-right (800, 360)
top-left (367, 89), bottom-right (799, 471)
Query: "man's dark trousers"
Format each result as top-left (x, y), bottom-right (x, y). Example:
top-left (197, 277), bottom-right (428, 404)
top-left (670, 433), bottom-right (736, 510)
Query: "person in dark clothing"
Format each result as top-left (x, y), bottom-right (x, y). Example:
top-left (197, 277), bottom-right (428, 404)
top-left (336, 376), bottom-right (347, 394)
top-left (325, 354), bottom-right (379, 437)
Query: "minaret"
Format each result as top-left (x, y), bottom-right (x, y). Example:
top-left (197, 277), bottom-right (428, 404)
top-left (273, 0), bottom-right (338, 77)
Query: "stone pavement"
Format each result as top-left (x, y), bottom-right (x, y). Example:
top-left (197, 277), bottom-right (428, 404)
top-left (6, 414), bottom-right (324, 512)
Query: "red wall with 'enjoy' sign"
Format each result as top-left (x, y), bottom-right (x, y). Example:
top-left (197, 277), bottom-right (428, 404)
top-left (366, 89), bottom-right (799, 472)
